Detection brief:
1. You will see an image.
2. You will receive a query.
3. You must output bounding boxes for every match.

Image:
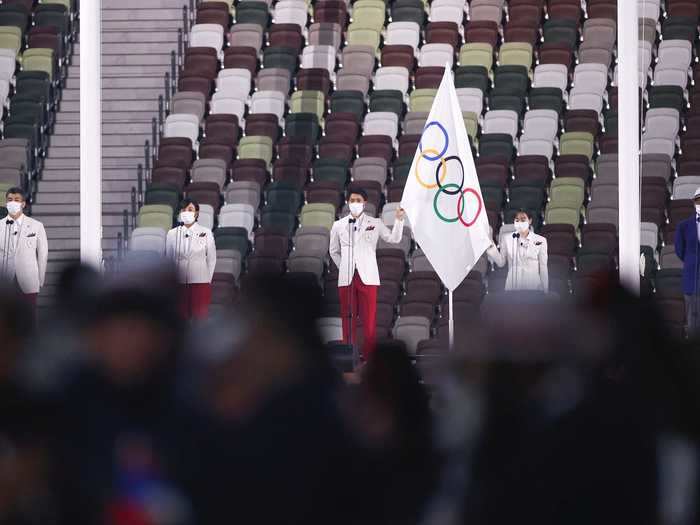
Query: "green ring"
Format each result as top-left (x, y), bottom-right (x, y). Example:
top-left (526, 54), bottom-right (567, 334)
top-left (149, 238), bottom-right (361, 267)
top-left (433, 184), bottom-right (464, 223)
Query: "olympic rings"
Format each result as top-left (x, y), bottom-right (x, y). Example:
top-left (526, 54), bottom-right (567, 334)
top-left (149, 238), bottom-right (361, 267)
top-left (415, 119), bottom-right (484, 228)
top-left (433, 184), bottom-right (463, 223)
top-left (435, 155), bottom-right (464, 195)
top-left (414, 147), bottom-right (447, 189)
top-left (456, 188), bottom-right (483, 227)
top-left (419, 121), bottom-right (449, 160)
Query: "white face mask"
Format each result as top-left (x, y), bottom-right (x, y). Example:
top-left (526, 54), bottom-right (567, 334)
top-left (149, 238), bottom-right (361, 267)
top-left (514, 220), bottom-right (530, 232)
top-left (6, 201), bottom-right (22, 216)
top-left (695, 204), bottom-right (700, 215)
top-left (180, 211), bottom-right (196, 225)
top-left (349, 202), bottom-right (364, 217)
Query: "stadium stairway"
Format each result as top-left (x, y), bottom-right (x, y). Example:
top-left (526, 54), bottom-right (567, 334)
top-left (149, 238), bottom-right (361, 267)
top-left (32, 0), bottom-right (187, 306)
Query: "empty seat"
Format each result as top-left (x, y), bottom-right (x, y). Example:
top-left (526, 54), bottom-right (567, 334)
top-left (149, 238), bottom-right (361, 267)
top-left (164, 113), bottom-right (200, 146)
top-left (190, 23), bottom-right (225, 53)
top-left (130, 227), bottom-right (167, 255)
top-left (393, 316), bottom-right (432, 355)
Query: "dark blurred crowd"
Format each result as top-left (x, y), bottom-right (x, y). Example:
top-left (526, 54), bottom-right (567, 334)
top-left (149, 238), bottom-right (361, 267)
top-left (1, 260), bottom-right (700, 525)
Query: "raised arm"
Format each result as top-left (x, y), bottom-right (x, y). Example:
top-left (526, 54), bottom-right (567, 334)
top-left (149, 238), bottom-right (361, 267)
top-left (486, 241), bottom-right (506, 268)
top-left (379, 218), bottom-right (404, 243)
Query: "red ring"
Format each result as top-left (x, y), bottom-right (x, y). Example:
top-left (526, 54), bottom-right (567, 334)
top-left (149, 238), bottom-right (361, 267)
top-left (456, 188), bottom-right (483, 227)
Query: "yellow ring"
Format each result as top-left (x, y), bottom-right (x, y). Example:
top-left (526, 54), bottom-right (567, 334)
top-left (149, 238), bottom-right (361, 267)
top-left (414, 148), bottom-right (447, 189)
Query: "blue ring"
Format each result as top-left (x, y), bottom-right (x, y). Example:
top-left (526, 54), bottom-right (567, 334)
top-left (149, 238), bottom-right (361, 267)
top-left (419, 121), bottom-right (449, 161)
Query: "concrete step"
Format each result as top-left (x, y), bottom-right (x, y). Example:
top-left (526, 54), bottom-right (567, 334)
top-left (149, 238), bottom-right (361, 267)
top-left (61, 87), bottom-right (168, 101)
top-left (39, 168), bottom-right (80, 180)
top-left (102, 20), bottom-right (186, 31)
top-left (68, 64), bottom-right (173, 77)
top-left (96, 76), bottom-right (170, 89)
top-left (105, 122), bottom-right (155, 135)
top-left (40, 167), bottom-right (141, 182)
top-left (36, 180), bottom-right (80, 192)
top-left (103, 170), bottom-right (141, 182)
top-left (104, 0), bottom-right (190, 9)
top-left (54, 112), bottom-right (156, 124)
top-left (50, 134), bottom-right (152, 148)
top-left (44, 157), bottom-right (145, 169)
top-left (52, 123), bottom-right (79, 135)
top-left (74, 53), bottom-right (174, 67)
top-left (101, 8), bottom-right (185, 21)
top-left (41, 238), bottom-right (121, 251)
top-left (103, 192), bottom-right (137, 205)
top-left (101, 31), bottom-right (181, 44)
top-left (34, 180), bottom-right (137, 196)
top-left (45, 146), bottom-right (78, 159)
top-left (34, 214), bottom-right (130, 228)
top-left (44, 225), bottom-right (125, 240)
top-left (103, 145), bottom-right (154, 157)
top-left (35, 193), bottom-right (79, 205)
top-left (37, 179), bottom-right (138, 193)
top-left (48, 249), bottom-right (81, 261)
top-left (100, 42), bottom-right (180, 54)
top-left (32, 203), bottom-right (133, 214)
top-left (60, 99), bottom-right (161, 112)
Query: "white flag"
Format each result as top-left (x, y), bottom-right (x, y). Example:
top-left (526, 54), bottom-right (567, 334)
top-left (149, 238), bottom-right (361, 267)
top-left (401, 65), bottom-right (492, 292)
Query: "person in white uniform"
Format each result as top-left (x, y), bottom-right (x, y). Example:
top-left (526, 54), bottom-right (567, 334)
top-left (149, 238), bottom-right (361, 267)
top-left (329, 187), bottom-right (405, 362)
top-left (166, 198), bottom-right (216, 320)
top-left (486, 209), bottom-right (549, 293)
top-left (0, 187), bottom-right (48, 312)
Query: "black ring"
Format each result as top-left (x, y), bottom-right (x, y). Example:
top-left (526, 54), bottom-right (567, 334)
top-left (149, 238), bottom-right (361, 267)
top-left (435, 155), bottom-right (465, 195)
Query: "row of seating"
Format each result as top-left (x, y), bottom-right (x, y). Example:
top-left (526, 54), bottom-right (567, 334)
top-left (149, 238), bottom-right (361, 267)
top-left (0, 0), bottom-right (75, 200)
top-left (121, 0), bottom-right (700, 344)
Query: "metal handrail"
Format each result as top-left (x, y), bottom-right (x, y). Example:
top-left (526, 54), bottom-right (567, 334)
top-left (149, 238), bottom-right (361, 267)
top-left (157, 98), bottom-right (164, 135)
top-left (152, 117), bottom-right (159, 159)
top-left (122, 209), bottom-right (130, 246)
top-left (144, 140), bottom-right (151, 179)
top-left (170, 51), bottom-right (177, 96)
top-left (116, 231), bottom-right (123, 261)
top-left (164, 72), bottom-right (171, 111)
top-left (137, 164), bottom-right (144, 207)
top-left (181, 9), bottom-right (188, 47)
top-left (130, 188), bottom-right (137, 231)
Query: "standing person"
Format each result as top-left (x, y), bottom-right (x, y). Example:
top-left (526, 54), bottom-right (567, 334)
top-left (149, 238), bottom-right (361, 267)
top-left (0, 187), bottom-right (48, 311)
top-left (674, 187), bottom-right (700, 336)
top-left (329, 188), bottom-right (405, 362)
top-left (486, 209), bottom-right (548, 293)
top-left (166, 198), bottom-right (216, 320)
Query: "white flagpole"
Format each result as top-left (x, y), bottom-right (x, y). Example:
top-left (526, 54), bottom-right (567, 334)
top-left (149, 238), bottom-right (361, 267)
top-left (617, 0), bottom-right (640, 294)
top-left (448, 289), bottom-right (454, 351)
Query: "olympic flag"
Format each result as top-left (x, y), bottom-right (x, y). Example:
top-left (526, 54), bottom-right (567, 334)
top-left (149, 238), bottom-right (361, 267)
top-left (401, 65), bottom-right (492, 296)
top-left (401, 66), bottom-right (491, 348)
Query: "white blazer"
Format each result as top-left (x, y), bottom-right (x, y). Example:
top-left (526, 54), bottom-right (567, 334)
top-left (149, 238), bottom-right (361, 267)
top-left (487, 231), bottom-right (549, 293)
top-left (0, 215), bottom-right (48, 294)
top-left (329, 213), bottom-right (405, 287)
top-left (166, 222), bottom-right (217, 284)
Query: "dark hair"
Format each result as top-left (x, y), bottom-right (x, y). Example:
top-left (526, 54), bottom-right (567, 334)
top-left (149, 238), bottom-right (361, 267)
top-left (514, 208), bottom-right (531, 219)
top-left (347, 186), bottom-right (368, 201)
top-left (179, 198), bottom-right (200, 213)
top-left (6, 187), bottom-right (26, 201)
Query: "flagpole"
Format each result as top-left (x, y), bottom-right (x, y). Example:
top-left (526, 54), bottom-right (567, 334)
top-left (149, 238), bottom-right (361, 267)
top-left (448, 289), bottom-right (454, 351)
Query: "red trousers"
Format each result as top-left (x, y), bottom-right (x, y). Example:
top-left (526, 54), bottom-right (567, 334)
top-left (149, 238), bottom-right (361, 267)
top-left (338, 272), bottom-right (378, 361)
top-left (179, 283), bottom-right (212, 320)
